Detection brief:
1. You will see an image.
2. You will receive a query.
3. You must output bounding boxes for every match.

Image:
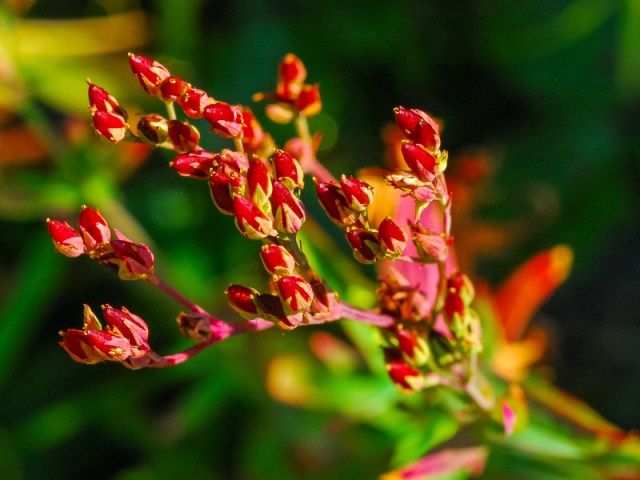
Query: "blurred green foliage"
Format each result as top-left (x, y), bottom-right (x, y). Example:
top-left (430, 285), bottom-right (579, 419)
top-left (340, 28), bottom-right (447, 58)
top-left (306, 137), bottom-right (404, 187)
top-left (1, 0), bottom-right (640, 479)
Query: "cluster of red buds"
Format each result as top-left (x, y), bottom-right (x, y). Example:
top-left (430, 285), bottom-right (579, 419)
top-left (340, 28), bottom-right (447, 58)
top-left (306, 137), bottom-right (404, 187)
top-left (49, 52), bottom-right (495, 415)
top-left (47, 206), bottom-right (154, 281)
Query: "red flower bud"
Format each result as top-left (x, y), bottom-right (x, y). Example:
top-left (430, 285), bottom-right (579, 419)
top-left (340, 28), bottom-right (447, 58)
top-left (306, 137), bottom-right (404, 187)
top-left (273, 149), bottom-right (304, 190)
top-left (254, 293), bottom-right (304, 330)
top-left (444, 291), bottom-right (465, 322)
top-left (385, 359), bottom-right (424, 393)
top-left (171, 150), bottom-right (215, 179)
top-left (178, 86), bottom-right (210, 119)
top-left (414, 118), bottom-right (441, 153)
top-left (91, 108), bottom-right (128, 144)
top-left (78, 206), bottom-right (110, 251)
top-left (59, 329), bottom-right (106, 364)
top-left (214, 149), bottom-right (250, 173)
top-left (340, 175), bottom-right (374, 212)
top-left (276, 275), bottom-right (314, 315)
top-left (159, 76), bottom-right (188, 103)
top-left (315, 181), bottom-right (359, 227)
top-left (233, 195), bottom-right (275, 239)
top-left (260, 245), bottom-right (296, 276)
top-left (240, 108), bottom-right (265, 152)
top-left (203, 102), bottom-right (244, 138)
top-left (394, 106), bottom-right (440, 151)
top-left (102, 305), bottom-right (150, 358)
top-left (84, 329), bottom-right (133, 361)
top-left (279, 53), bottom-right (307, 85)
top-left (47, 219), bottom-right (86, 257)
top-left (401, 142), bottom-right (438, 181)
top-left (128, 53), bottom-right (171, 98)
top-left (111, 229), bottom-right (155, 280)
top-left (167, 120), bottom-right (200, 153)
top-left (225, 284), bottom-right (260, 319)
top-left (378, 217), bottom-right (407, 257)
top-left (86, 79), bottom-right (128, 121)
top-left (270, 180), bottom-right (306, 234)
top-left (345, 228), bottom-right (382, 264)
top-left (295, 84), bottom-right (321, 117)
top-left (247, 157), bottom-right (273, 206)
top-left (395, 326), bottom-right (429, 366)
top-left (447, 271), bottom-right (475, 305)
top-left (136, 114), bottom-right (170, 148)
top-left (409, 223), bottom-right (450, 263)
top-left (209, 171), bottom-right (236, 215)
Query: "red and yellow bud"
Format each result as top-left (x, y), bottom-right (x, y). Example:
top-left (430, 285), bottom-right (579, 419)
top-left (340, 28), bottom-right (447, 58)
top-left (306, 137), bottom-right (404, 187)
top-left (385, 358), bottom-right (425, 394)
top-left (394, 106), bottom-right (440, 152)
top-left (401, 142), bottom-right (438, 181)
top-left (59, 329), bottom-right (106, 364)
top-left (276, 275), bottom-right (314, 315)
top-left (111, 229), bottom-right (155, 280)
top-left (178, 86), bottom-right (210, 119)
top-left (233, 195), bottom-right (276, 239)
top-left (78, 206), bottom-right (110, 251)
top-left (255, 293), bottom-right (303, 330)
top-left (171, 150), bottom-right (216, 179)
top-left (128, 53), bottom-right (171, 98)
top-left (159, 75), bottom-right (188, 103)
top-left (91, 108), bottom-right (128, 144)
top-left (203, 102), bottom-right (244, 138)
top-left (447, 271), bottom-right (475, 305)
top-left (247, 157), bottom-right (273, 207)
top-left (84, 329), bottom-right (133, 361)
top-left (345, 228), bottom-right (383, 264)
top-left (378, 217), bottom-right (407, 257)
top-left (395, 325), bottom-right (430, 366)
top-left (87, 79), bottom-right (128, 121)
top-left (225, 284), bottom-right (260, 319)
top-left (279, 53), bottom-right (307, 85)
top-left (102, 305), bottom-right (150, 358)
top-left (47, 219), bottom-right (86, 258)
top-left (444, 290), bottom-right (465, 323)
top-left (270, 180), bottom-right (306, 234)
top-left (240, 108), bottom-right (266, 152)
top-left (273, 149), bottom-right (304, 190)
top-left (340, 175), bottom-right (374, 212)
top-left (136, 114), bottom-right (170, 148)
top-left (315, 180), bottom-right (359, 227)
top-left (260, 245), bottom-right (296, 277)
top-left (214, 149), bottom-right (250, 173)
top-left (167, 120), bottom-right (200, 153)
top-left (209, 171), bottom-right (236, 215)
top-left (295, 84), bottom-right (321, 117)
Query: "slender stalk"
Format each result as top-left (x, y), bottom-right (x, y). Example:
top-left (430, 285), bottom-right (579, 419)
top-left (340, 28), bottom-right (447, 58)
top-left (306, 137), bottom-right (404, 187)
top-left (165, 100), bottom-right (177, 120)
top-left (294, 113), bottom-right (312, 144)
top-left (233, 136), bottom-right (245, 154)
top-left (432, 260), bottom-right (448, 318)
top-left (339, 301), bottom-right (397, 327)
top-left (146, 272), bottom-right (208, 315)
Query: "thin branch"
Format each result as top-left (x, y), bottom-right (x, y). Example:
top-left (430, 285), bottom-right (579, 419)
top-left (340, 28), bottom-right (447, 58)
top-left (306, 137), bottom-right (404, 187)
top-left (146, 273), bottom-right (208, 315)
top-left (339, 301), bottom-right (397, 327)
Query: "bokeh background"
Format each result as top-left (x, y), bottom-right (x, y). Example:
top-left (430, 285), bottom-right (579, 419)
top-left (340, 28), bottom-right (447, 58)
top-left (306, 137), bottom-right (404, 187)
top-left (1, 0), bottom-right (639, 478)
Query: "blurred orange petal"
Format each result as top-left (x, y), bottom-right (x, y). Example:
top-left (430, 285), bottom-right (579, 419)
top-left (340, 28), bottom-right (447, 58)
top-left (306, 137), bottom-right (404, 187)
top-left (491, 327), bottom-right (548, 381)
top-left (0, 124), bottom-right (48, 164)
top-left (266, 355), bottom-right (318, 408)
top-left (494, 245), bottom-right (573, 342)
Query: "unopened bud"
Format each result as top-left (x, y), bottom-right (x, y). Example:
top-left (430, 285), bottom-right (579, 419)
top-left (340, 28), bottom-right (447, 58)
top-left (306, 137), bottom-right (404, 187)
top-left (47, 219), bottom-right (86, 258)
top-left (279, 53), bottom-right (307, 85)
top-left (102, 305), bottom-right (150, 358)
top-left (295, 84), bottom-right (321, 117)
top-left (137, 114), bottom-right (170, 148)
top-left (378, 217), bottom-right (407, 257)
top-left (247, 157), bottom-right (273, 207)
top-left (270, 180), bottom-right (306, 234)
top-left (128, 53), bottom-right (171, 98)
top-left (203, 102), bottom-right (244, 138)
top-left (260, 245), bottom-right (296, 277)
top-left (78, 206), bottom-right (110, 251)
top-left (315, 180), bottom-right (359, 227)
top-left (340, 175), bottom-right (374, 212)
top-left (87, 79), bottom-right (128, 121)
top-left (167, 120), bottom-right (200, 154)
top-left (226, 284), bottom-right (260, 319)
top-left (159, 76), bottom-right (188, 103)
top-left (111, 229), bottom-right (155, 280)
top-left (233, 195), bottom-right (276, 239)
top-left (177, 312), bottom-right (212, 342)
top-left (91, 108), bottom-right (128, 144)
top-left (178, 86), bottom-right (210, 119)
top-left (209, 171), bottom-right (235, 215)
top-left (346, 228), bottom-right (383, 264)
top-left (277, 275), bottom-right (314, 315)
top-left (409, 223), bottom-right (451, 263)
top-left (171, 150), bottom-right (216, 179)
top-left (273, 149), bottom-right (304, 190)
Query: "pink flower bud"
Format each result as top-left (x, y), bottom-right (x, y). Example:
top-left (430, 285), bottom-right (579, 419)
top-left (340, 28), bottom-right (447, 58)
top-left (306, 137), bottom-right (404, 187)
top-left (260, 245), bottom-right (296, 276)
top-left (225, 284), bottom-right (260, 319)
top-left (273, 149), bottom-right (304, 190)
top-left (171, 150), bottom-right (216, 179)
top-left (270, 180), bottom-right (306, 234)
top-left (276, 275), bottom-right (314, 315)
top-left (378, 217), bottom-right (407, 257)
top-left (47, 219), bottom-right (86, 257)
top-left (167, 120), bottom-right (200, 153)
top-left (295, 84), bottom-right (321, 117)
top-left (159, 76), bottom-right (188, 102)
top-left (59, 329), bottom-right (106, 364)
top-left (86, 79), bottom-right (128, 121)
top-left (91, 109), bottom-right (128, 144)
top-left (84, 329), bottom-right (133, 361)
top-left (339, 175), bottom-right (374, 212)
top-left (128, 53), bottom-right (171, 98)
top-left (279, 54), bottom-right (307, 85)
top-left (240, 108), bottom-right (265, 152)
top-left (214, 149), bottom-right (250, 173)
top-left (315, 181), bottom-right (359, 227)
top-left (233, 195), bottom-right (275, 239)
top-left (401, 142), bottom-right (438, 181)
top-left (209, 171), bottom-right (236, 215)
top-left (386, 359), bottom-right (424, 393)
top-left (102, 305), bottom-right (150, 358)
top-left (178, 86), bottom-right (210, 119)
top-left (136, 114), bottom-right (170, 148)
top-left (78, 206), bottom-right (110, 251)
top-left (203, 102), bottom-right (244, 138)
top-left (247, 157), bottom-right (273, 206)
top-left (409, 223), bottom-right (450, 263)
top-left (111, 229), bottom-right (155, 280)
top-left (345, 228), bottom-right (382, 264)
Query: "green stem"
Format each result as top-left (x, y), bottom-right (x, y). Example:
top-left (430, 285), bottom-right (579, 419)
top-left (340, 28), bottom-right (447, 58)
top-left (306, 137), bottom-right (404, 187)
top-left (165, 100), bottom-right (177, 120)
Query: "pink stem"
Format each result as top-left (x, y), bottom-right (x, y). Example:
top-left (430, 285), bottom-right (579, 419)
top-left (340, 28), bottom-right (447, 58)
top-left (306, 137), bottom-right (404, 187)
top-left (339, 301), bottom-right (397, 327)
top-left (146, 273), bottom-right (208, 315)
top-left (303, 157), bottom-right (337, 184)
